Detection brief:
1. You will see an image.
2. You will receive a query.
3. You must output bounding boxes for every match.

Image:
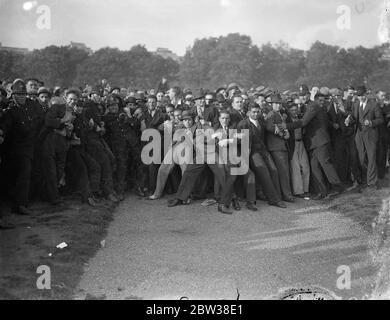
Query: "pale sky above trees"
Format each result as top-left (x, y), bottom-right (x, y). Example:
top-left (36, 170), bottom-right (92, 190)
top-left (0, 0), bottom-right (388, 55)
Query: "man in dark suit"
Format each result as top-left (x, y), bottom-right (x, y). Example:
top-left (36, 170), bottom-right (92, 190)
top-left (376, 91), bottom-right (390, 180)
top-left (283, 91), bottom-right (345, 199)
top-left (346, 86), bottom-right (384, 190)
top-left (328, 88), bottom-right (360, 186)
top-left (227, 95), bottom-right (247, 127)
top-left (226, 95), bottom-right (260, 203)
top-left (265, 94), bottom-right (295, 202)
top-left (191, 91), bottom-right (220, 128)
top-left (141, 95), bottom-right (167, 195)
top-left (167, 111), bottom-right (227, 210)
top-left (213, 110), bottom-right (258, 213)
top-left (40, 92), bottom-right (76, 206)
top-left (238, 104), bottom-right (286, 208)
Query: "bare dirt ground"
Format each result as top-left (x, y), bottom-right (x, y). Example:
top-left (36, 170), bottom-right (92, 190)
top-left (0, 197), bottom-right (116, 299)
top-left (1, 178), bottom-right (390, 300)
top-left (75, 179), bottom-right (390, 300)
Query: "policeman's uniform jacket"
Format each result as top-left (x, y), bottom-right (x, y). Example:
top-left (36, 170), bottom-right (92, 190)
top-left (0, 98), bottom-right (42, 158)
top-left (288, 100), bottom-right (331, 151)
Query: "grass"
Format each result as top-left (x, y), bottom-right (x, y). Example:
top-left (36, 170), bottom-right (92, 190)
top-left (0, 198), bottom-right (116, 300)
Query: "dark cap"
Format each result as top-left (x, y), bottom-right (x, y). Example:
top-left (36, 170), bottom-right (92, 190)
top-left (183, 88), bottom-right (192, 95)
top-left (216, 93), bottom-right (226, 103)
top-left (90, 86), bottom-right (101, 95)
top-left (227, 83), bottom-right (239, 92)
top-left (215, 87), bottom-right (226, 94)
top-left (270, 93), bottom-right (283, 104)
top-left (38, 87), bottom-right (51, 96)
top-left (65, 88), bottom-right (81, 98)
top-left (147, 94), bottom-right (157, 101)
top-left (11, 79), bottom-right (27, 95)
top-left (193, 88), bottom-right (205, 100)
top-left (256, 86), bottom-right (266, 93)
top-left (298, 84), bottom-right (310, 96)
top-left (356, 85), bottom-right (367, 96)
top-left (126, 96), bottom-right (137, 104)
top-left (181, 110), bottom-right (194, 120)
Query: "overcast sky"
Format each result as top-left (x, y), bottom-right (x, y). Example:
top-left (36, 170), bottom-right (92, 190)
top-left (0, 0), bottom-right (388, 55)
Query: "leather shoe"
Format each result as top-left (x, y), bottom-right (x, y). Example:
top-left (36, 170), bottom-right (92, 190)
top-left (15, 206), bottom-right (34, 216)
top-left (108, 194), bottom-right (119, 202)
top-left (136, 187), bottom-right (146, 197)
top-left (312, 193), bottom-right (326, 200)
top-left (269, 201), bottom-right (287, 209)
top-left (218, 204), bottom-right (233, 215)
top-left (283, 197), bottom-right (295, 203)
top-left (232, 199), bottom-right (241, 211)
top-left (256, 194), bottom-right (267, 201)
top-left (246, 202), bottom-right (258, 212)
top-left (168, 198), bottom-right (183, 207)
top-left (87, 197), bottom-right (99, 207)
top-left (148, 194), bottom-right (161, 200)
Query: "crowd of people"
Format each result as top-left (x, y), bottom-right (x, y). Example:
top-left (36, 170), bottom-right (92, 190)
top-left (1, 76), bottom-right (389, 229)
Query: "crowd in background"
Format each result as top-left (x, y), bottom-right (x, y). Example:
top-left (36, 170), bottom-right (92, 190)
top-left (1, 76), bottom-right (390, 228)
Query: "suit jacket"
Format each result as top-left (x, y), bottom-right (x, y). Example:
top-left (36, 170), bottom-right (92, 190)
top-left (212, 123), bottom-right (241, 159)
top-left (265, 110), bottom-right (295, 158)
top-left (0, 99), bottom-right (42, 157)
top-left (174, 122), bottom-right (215, 162)
top-left (350, 100), bottom-right (383, 139)
top-left (38, 103), bottom-right (69, 141)
top-left (227, 108), bottom-right (246, 128)
top-left (191, 105), bottom-right (219, 127)
top-left (143, 109), bottom-right (167, 130)
top-left (237, 117), bottom-right (267, 155)
top-left (288, 101), bottom-right (331, 150)
top-left (327, 101), bottom-right (354, 139)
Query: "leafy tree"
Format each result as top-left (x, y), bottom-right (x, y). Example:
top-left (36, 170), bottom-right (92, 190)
top-left (17, 46), bottom-right (89, 87)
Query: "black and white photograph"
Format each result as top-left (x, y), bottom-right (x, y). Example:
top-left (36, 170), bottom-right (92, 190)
top-left (1, 0), bottom-right (390, 304)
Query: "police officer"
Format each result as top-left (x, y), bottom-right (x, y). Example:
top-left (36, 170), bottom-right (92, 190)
top-left (0, 86), bottom-right (15, 228)
top-left (0, 79), bottom-right (42, 215)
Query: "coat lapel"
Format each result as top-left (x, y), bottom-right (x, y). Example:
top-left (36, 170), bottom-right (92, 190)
top-left (362, 100), bottom-right (374, 118)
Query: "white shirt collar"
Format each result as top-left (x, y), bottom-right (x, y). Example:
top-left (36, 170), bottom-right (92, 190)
top-left (249, 117), bottom-right (259, 127)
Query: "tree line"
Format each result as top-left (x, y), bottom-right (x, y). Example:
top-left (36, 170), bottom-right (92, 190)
top-left (1, 33), bottom-right (390, 91)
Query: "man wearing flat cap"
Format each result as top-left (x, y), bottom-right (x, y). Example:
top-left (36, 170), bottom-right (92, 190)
top-left (345, 85), bottom-right (384, 191)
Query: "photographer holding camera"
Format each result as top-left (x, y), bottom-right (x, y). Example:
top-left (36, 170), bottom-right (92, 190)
top-left (102, 94), bottom-right (132, 201)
